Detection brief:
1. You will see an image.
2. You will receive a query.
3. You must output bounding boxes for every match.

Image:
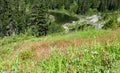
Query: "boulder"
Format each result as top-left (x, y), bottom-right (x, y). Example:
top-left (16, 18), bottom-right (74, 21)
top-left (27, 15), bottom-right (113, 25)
top-left (117, 16), bottom-right (120, 22)
top-left (87, 15), bottom-right (99, 23)
top-left (95, 24), bottom-right (104, 30)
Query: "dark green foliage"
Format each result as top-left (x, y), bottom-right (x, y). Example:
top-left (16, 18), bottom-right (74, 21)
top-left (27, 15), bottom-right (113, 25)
top-left (48, 0), bottom-right (120, 14)
top-left (30, 1), bottom-right (50, 36)
top-left (0, 0), bottom-right (120, 37)
top-left (103, 19), bottom-right (115, 29)
top-left (18, 49), bottom-right (34, 61)
top-left (0, 0), bottom-right (50, 37)
top-left (49, 12), bottom-right (79, 24)
top-left (77, 0), bottom-right (92, 14)
top-left (48, 22), bottom-right (64, 34)
top-left (102, 14), bottom-right (118, 29)
top-left (0, 0), bottom-right (27, 36)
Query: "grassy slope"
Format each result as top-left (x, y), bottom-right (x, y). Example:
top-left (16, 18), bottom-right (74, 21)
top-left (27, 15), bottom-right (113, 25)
top-left (0, 29), bottom-right (120, 73)
top-left (0, 29), bottom-right (111, 46)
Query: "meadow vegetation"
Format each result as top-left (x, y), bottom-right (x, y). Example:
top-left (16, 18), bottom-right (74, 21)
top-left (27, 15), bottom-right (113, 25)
top-left (0, 28), bottom-right (120, 72)
top-left (0, 0), bottom-right (120, 73)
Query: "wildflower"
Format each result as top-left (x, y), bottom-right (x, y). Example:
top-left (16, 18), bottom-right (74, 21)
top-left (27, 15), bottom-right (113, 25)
top-left (84, 49), bottom-right (89, 52)
top-left (91, 51), bottom-right (99, 55)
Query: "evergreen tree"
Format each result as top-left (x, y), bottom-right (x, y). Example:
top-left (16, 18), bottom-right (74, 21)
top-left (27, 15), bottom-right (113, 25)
top-left (98, 0), bottom-right (108, 12)
top-left (2, 0), bottom-right (11, 36)
top-left (30, 0), bottom-right (50, 36)
top-left (107, 0), bottom-right (119, 10)
top-left (77, 0), bottom-right (91, 14)
top-left (0, 0), bottom-right (120, 37)
top-left (0, 0), bottom-right (4, 36)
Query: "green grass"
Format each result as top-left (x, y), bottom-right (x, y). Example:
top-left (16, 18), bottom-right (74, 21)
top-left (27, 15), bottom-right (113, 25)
top-left (41, 43), bottom-right (120, 73)
top-left (0, 29), bottom-right (120, 73)
top-left (0, 29), bottom-right (111, 46)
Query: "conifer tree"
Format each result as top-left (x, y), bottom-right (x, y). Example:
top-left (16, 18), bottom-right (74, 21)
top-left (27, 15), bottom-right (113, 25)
top-left (30, 0), bottom-right (50, 36)
top-left (2, 0), bottom-right (11, 36)
top-left (0, 0), bottom-right (4, 36)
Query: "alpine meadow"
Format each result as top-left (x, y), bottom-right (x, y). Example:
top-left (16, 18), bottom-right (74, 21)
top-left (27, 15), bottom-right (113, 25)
top-left (0, 0), bottom-right (120, 73)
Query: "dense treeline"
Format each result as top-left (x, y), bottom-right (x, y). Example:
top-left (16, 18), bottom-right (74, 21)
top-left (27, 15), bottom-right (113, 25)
top-left (48, 0), bottom-right (120, 14)
top-left (0, 0), bottom-right (49, 37)
top-left (0, 0), bottom-right (120, 37)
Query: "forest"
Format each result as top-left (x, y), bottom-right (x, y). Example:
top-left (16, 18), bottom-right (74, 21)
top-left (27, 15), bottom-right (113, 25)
top-left (0, 0), bottom-right (120, 37)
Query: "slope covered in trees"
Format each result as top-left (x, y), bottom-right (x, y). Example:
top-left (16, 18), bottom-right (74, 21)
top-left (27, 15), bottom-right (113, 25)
top-left (0, 0), bottom-right (120, 37)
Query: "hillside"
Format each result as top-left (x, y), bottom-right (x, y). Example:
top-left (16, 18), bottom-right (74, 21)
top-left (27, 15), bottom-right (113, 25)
top-left (1, 28), bottom-right (120, 72)
top-left (1, 0), bottom-right (120, 73)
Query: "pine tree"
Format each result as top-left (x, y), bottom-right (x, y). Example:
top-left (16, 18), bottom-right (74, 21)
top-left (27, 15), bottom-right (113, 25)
top-left (2, 0), bottom-right (11, 36)
top-left (30, 0), bottom-right (50, 36)
top-left (98, 0), bottom-right (107, 12)
top-left (77, 0), bottom-right (91, 14)
top-left (0, 0), bottom-right (4, 36)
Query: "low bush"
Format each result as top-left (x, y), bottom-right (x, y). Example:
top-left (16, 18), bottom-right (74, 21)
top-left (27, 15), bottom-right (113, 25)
top-left (48, 22), bottom-right (64, 34)
top-left (18, 49), bottom-right (35, 61)
top-left (102, 14), bottom-right (119, 29)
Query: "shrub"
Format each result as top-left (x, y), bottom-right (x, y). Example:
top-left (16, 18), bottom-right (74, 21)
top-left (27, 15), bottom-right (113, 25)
top-left (87, 8), bottom-right (98, 15)
top-left (69, 2), bottom-right (78, 14)
top-left (102, 14), bottom-right (118, 29)
top-left (48, 22), bottom-right (64, 34)
top-left (18, 49), bottom-right (34, 61)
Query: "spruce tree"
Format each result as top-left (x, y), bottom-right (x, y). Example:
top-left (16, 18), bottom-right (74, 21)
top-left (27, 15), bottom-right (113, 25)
top-left (30, 0), bottom-right (49, 36)
top-left (0, 0), bottom-right (4, 36)
top-left (2, 0), bottom-right (10, 36)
